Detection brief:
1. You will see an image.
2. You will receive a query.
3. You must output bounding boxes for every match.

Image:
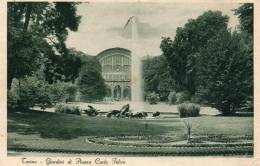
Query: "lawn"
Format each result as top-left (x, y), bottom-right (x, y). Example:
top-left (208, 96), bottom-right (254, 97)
top-left (8, 109), bottom-right (253, 156)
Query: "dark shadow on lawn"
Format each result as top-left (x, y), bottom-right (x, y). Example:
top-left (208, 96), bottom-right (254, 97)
top-left (8, 110), bottom-right (171, 140)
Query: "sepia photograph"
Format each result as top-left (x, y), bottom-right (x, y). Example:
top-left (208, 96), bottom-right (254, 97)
top-left (6, 1), bottom-right (254, 157)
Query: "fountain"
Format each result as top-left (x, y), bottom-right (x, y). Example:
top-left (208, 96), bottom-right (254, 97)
top-left (124, 16), bottom-right (143, 112)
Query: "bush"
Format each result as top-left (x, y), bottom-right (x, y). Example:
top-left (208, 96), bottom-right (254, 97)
top-left (64, 83), bottom-right (77, 102)
top-left (168, 91), bottom-right (177, 105)
top-left (49, 82), bottom-right (66, 105)
top-left (55, 105), bottom-right (81, 115)
top-left (8, 77), bottom-right (53, 111)
top-left (177, 102), bottom-right (200, 118)
top-left (146, 92), bottom-right (160, 104)
top-left (190, 95), bottom-right (203, 104)
top-left (176, 91), bottom-right (191, 104)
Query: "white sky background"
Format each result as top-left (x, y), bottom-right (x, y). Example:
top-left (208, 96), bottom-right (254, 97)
top-left (66, 2), bottom-right (240, 56)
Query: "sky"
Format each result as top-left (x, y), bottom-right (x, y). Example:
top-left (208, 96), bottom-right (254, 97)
top-left (66, 2), bottom-right (240, 57)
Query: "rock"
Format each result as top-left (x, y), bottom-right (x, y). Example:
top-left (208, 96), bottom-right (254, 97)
top-left (107, 110), bottom-right (121, 117)
top-left (152, 111), bottom-right (160, 117)
top-left (131, 112), bottom-right (148, 118)
top-left (83, 105), bottom-right (99, 116)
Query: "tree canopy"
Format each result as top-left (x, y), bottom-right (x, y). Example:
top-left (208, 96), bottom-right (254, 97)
top-left (142, 55), bottom-right (175, 100)
top-left (234, 3), bottom-right (253, 35)
top-left (160, 9), bottom-right (253, 114)
top-left (160, 10), bottom-right (229, 94)
top-left (77, 56), bottom-right (106, 102)
top-left (8, 2), bottom-right (82, 88)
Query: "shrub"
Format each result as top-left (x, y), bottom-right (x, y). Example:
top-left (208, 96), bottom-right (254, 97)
top-left (64, 83), bottom-right (77, 102)
top-left (49, 82), bottom-right (66, 105)
top-left (190, 95), bottom-right (203, 104)
top-left (7, 90), bottom-right (18, 111)
top-left (8, 77), bottom-right (53, 111)
top-left (55, 105), bottom-right (81, 115)
top-left (177, 102), bottom-right (200, 118)
top-left (36, 91), bottom-right (53, 110)
top-left (146, 92), bottom-right (160, 104)
top-left (168, 91), bottom-right (177, 105)
top-left (176, 91), bottom-right (191, 104)
top-left (241, 96), bottom-right (253, 112)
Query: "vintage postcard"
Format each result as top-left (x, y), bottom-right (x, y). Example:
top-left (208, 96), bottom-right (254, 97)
top-left (0, 0), bottom-right (259, 165)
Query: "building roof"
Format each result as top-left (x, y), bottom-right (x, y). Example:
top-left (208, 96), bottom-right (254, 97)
top-left (96, 47), bottom-right (131, 60)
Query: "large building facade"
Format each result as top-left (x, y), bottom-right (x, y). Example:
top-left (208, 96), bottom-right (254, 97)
top-left (96, 47), bottom-right (131, 101)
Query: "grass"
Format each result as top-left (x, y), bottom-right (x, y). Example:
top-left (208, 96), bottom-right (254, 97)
top-left (8, 110), bottom-right (168, 140)
top-left (8, 109), bottom-right (253, 155)
top-left (148, 116), bottom-right (253, 136)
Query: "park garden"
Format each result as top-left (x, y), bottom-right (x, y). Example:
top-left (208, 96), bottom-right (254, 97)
top-left (7, 2), bottom-right (253, 156)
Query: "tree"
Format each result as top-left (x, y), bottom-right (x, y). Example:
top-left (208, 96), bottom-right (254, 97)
top-left (7, 2), bottom-right (82, 88)
top-left (77, 55), bottom-right (106, 102)
top-left (234, 4), bottom-right (253, 112)
top-left (142, 55), bottom-right (175, 101)
top-left (160, 10), bottom-right (229, 95)
top-left (44, 48), bottom-right (82, 84)
top-left (197, 30), bottom-right (251, 115)
top-left (234, 3), bottom-right (253, 35)
top-left (78, 68), bottom-right (107, 102)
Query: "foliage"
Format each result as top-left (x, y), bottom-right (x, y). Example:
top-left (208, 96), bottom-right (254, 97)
top-left (7, 88), bottom-right (19, 111)
top-left (8, 70), bottom-right (78, 111)
top-left (55, 104), bottom-right (81, 115)
top-left (197, 30), bottom-right (252, 115)
top-left (234, 3), bottom-right (253, 35)
top-left (178, 102), bottom-right (200, 118)
top-left (64, 83), bottom-right (77, 102)
top-left (48, 82), bottom-right (77, 104)
top-left (182, 118), bottom-right (193, 143)
top-left (160, 10), bottom-right (229, 94)
top-left (8, 2), bottom-right (82, 88)
top-left (49, 82), bottom-right (66, 105)
top-left (146, 92), bottom-right (160, 105)
top-left (8, 76), bottom-right (53, 111)
top-left (190, 95), bottom-right (203, 104)
top-left (77, 64), bottom-right (107, 102)
top-left (44, 48), bottom-right (82, 84)
top-left (234, 4), bottom-right (253, 113)
top-left (160, 9), bottom-right (253, 115)
top-left (142, 56), bottom-right (175, 101)
top-left (241, 96), bottom-right (253, 112)
top-left (76, 50), bottom-right (102, 73)
top-left (176, 91), bottom-right (191, 104)
top-left (168, 91), bottom-right (177, 105)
